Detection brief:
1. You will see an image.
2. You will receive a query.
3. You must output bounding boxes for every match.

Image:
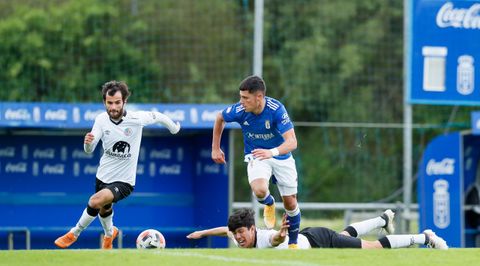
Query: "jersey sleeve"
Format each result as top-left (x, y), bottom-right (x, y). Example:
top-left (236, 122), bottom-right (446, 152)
top-left (138, 111), bottom-right (180, 134)
top-left (84, 115), bottom-right (103, 153)
top-left (222, 103), bottom-right (241, 123)
top-left (274, 105), bottom-right (293, 134)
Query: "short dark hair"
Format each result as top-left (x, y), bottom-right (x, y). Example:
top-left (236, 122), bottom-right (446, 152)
top-left (102, 80), bottom-right (131, 101)
top-left (239, 75), bottom-right (266, 94)
top-left (228, 208), bottom-right (256, 232)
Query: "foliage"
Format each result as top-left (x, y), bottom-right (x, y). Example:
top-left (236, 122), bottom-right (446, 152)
top-left (0, 0), bottom-right (249, 102)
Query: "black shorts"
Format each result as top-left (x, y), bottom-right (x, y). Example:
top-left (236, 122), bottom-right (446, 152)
top-left (95, 178), bottom-right (134, 203)
top-left (300, 227), bottom-right (362, 248)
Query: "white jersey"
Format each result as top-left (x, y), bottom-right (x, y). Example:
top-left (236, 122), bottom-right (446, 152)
top-left (245, 228), bottom-right (311, 249)
top-left (84, 110), bottom-right (180, 186)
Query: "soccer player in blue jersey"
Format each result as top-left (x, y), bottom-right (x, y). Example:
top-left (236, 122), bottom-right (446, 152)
top-left (211, 75), bottom-right (301, 248)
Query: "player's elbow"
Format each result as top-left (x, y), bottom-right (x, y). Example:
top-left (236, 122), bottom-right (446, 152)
top-left (215, 112), bottom-right (225, 124)
top-left (288, 138), bottom-right (297, 151)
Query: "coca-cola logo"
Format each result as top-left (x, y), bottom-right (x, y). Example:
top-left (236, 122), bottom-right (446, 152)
top-left (44, 109), bottom-right (68, 121)
top-left (84, 110), bottom-right (104, 121)
top-left (4, 108), bottom-right (31, 120)
top-left (43, 164), bottom-right (65, 175)
top-left (159, 164), bottom-right (181, 175)
top-left (201, 110), bottom-right (220, 122)
top-left (426, 158), bottom-right (455, 176)
top-left (150, 149), bottom-right (172, 159)
top-left (436, 2), bottom-right (480, 29)
top-left (163, 110), bottom-right (185, 121)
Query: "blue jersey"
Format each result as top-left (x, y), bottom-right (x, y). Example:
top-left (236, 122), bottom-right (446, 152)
top-left (222, 96), bottom-right (294, 160)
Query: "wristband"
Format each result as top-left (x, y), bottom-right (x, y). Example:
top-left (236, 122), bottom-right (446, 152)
top-left (270, 148), bottom-right (280, 157)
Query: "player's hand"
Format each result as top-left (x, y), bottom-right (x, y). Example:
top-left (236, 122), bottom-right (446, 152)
top-left (186, 231), bottom-right (203, 239)
top-left (212, 148), bottom-right (226, 164)
top-left (279, 214), bottom-right (289, 238)
top-left (251, 148), bottom-right (273, 160)
top-left (84, 132), bottom-right (95, 145)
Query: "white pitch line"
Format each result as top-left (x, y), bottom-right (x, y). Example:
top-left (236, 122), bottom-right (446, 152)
top-left (156, 250), bottom-right (323, 266)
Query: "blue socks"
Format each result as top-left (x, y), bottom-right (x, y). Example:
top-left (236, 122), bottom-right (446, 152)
top-left (257, 194), bottom-right (275, 206)
top-left (286, 207), bottom-right (301, 245)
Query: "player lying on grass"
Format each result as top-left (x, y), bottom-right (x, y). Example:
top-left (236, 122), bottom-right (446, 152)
top-left (187, 208), bottom-right (448, 250)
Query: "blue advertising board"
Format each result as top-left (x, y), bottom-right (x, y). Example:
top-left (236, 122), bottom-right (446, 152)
top-left (0, 133), bottom-right (230, 249)
top-left (0, 102), bottom-right (233, 249)
top-left (409, 0), bottom-right (480, 105)
top-left (418, 132), bottom-right (463, 247)
top-left (0, 102), bottom-right (238, 129)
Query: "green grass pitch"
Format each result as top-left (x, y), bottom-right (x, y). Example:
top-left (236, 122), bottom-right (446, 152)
top-left (1, 248), bottom-right (479, 266)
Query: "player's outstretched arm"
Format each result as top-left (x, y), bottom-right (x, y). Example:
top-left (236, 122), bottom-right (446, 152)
top-left (150, 111), bottom-right (181, 134)
top-left (271, 215), bottom-right (289, 247)
top-left (211, 112), bottom-right (226, 164)
top-left (186, 226), bottom-right (229, 239)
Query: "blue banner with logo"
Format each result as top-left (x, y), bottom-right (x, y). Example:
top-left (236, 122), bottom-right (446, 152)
top-left (0, 102), bottom-right (238, 129)
top-left (418, 132), bottom-right (463, 247)
top-left (0, 102), bottom-right (233, 248)
top-left (409, 0), bottom-right (480, 105)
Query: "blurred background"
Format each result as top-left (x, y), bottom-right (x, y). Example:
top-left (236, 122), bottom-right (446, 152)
top-left (0, 0), bottom-right (478, 248)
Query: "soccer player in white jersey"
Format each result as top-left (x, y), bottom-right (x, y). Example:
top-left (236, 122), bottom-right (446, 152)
top-left (54, 81), bottom-right (181, 249)
top-left (187, 208), bottom-right (448, 250)
top-left (212, 75), bottom-right (301, 248)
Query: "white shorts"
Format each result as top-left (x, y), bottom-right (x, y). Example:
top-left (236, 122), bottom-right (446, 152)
top-left (244, 154), bottom-right (298, 196)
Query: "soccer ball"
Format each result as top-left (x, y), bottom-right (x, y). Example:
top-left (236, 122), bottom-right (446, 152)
top-left (136, 229), bottom-right (166, 249)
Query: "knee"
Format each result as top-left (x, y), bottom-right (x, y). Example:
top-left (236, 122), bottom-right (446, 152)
top-left (88, 195), bottom-right (103, 209)
top-left (282, 197), bottom-right (298, 211)
top-left (252, 187), bottom-right (268, 198)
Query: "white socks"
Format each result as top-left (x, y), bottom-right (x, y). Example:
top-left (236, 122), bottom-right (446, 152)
top-left (385, 234), bottom-right (426, 248)
top-left (350, 216), bottom-right (386, 237)
top-left (71, 208), bottom-right (96, 237)
top-left (99, 211), bottom-right (114, 236)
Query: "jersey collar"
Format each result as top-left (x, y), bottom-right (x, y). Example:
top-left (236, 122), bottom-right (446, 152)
top-left (109, 110), bottom-right (127, 125)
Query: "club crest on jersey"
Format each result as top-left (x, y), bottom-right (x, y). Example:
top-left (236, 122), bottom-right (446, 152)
top-left (265, 120), bottom-right (270, 129)
top-left (124, 128), bottom-right (133, 136)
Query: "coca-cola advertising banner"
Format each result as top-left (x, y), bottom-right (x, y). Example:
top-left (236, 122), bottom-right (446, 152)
top-left (0, 102), bottom-right (238, 129)
top-left (409, 0), bottom-right (480, 105)
top-left (418, 131), bottom-right (463, 247)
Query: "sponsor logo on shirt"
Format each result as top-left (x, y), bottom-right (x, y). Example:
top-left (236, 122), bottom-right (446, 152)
top-left (246, 132), bottom-right (275, 141)
top-left (105, 141), bottom-right (132, 159)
